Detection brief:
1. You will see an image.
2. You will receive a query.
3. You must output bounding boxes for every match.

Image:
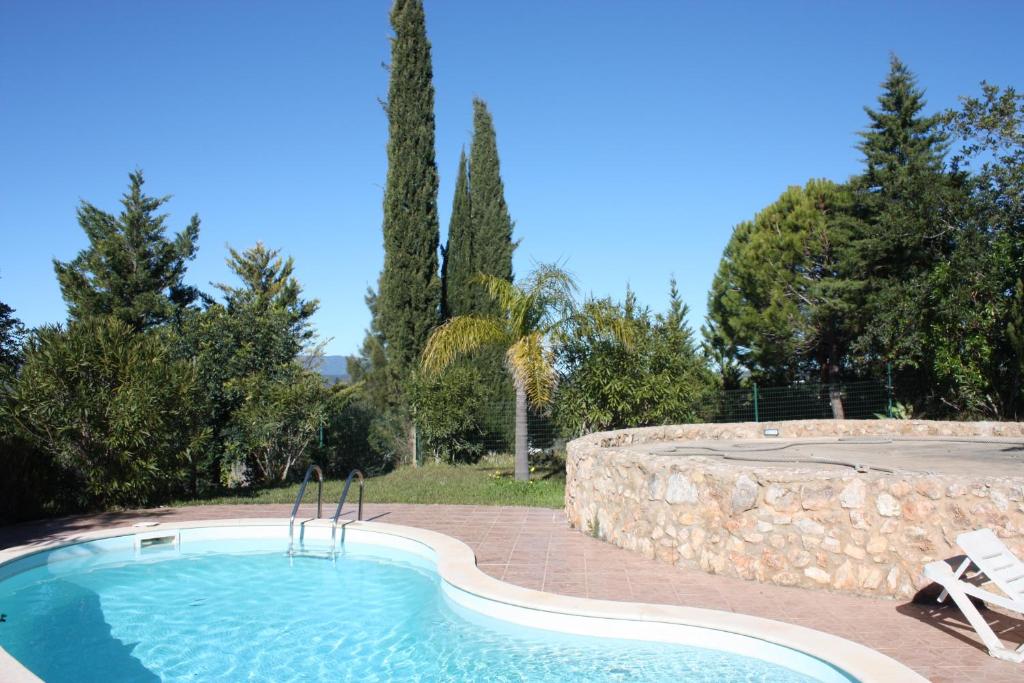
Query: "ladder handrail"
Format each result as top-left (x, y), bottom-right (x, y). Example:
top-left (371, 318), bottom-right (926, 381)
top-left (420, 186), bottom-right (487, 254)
top-left (331, 469), bottom-right (365, 549)
top-left (333, 469), bottom-right (365, 522)
top-left (288, 464), bottom-right (324, 554)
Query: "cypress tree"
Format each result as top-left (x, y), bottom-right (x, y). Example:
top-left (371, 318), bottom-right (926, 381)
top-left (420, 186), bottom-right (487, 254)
top-left (441, 149), bottom-right (473, 320)
top-left (376, 0), bottom-right (441, 378)
top-left (465, 99), bottom-right (517, 442)
top-left (53, 170), bottom-right (200, 331)
top-left (469, 98), bottom-right (515, 296)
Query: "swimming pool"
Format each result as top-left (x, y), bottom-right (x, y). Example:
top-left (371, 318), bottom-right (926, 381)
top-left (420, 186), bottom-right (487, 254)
top-left (0, 520), bottom-right (924, 682)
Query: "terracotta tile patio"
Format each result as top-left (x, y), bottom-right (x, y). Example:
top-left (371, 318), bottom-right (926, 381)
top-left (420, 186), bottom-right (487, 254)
top-left (2, 503), bottom-right (1022, 682)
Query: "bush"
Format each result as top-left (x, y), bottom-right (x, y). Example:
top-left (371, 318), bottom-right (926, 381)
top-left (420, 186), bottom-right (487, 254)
top-left (556, 288), bottom-right (720, 435)
top-left (4, 318), bottom-right (208, 510)
top-left (222, 365), bottom-right (329, 485)
top-left (316, 389), bottom-right (393, 477)
top-left (0, 431), bottom-right (79, 523)
top-left (413, 364), bottom-right (487, 463)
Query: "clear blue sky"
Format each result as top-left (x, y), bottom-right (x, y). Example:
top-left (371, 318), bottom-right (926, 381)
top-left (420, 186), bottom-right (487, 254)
top-left (2, 1), bottom-right (1021, 355)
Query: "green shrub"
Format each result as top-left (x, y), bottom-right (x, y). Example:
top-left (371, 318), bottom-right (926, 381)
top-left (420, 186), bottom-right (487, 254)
top-left (556, 285), bottom-right (720, 435)
top-left (222, 366), bottom-right (329, 485)
top-left (413, 364), bottom-right (487, 463)
top-left (5, 318), bottom-right (208, 510)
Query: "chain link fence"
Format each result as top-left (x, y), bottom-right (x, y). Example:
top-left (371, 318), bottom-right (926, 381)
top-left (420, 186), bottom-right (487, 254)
top-left (712, 379), bottom-right (892, 423)
top-left (413, 378), bottom-right (894, 462)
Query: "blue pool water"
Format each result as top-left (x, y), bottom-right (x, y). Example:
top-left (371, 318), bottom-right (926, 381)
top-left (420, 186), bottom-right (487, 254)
top-left (0, 532), bottom-right (850, 682)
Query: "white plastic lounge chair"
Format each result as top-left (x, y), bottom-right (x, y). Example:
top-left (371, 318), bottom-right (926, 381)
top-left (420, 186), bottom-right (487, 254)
top-left (923, 528), bottom-right (1024, 663)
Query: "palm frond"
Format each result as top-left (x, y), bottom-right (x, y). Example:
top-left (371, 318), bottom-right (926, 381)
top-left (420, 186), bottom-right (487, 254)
top-left (525, 263), bottom-right (578, 333)
top-left (475, 272), bottom-right (540, 338)
top-left (476, 274), bottom-right (522, 317)
top-left (421, 316), bottom-right (510, 375)
top-left (506, 331), bottom-right (558, 407)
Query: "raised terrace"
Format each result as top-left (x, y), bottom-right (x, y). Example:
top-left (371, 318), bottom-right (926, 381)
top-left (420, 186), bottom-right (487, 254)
top-left (565, 419), bottom-right (1024, 599)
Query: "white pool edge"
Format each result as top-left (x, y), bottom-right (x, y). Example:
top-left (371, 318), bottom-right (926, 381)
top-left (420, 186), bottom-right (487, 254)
top-left (0, 518), bottom-right (927, 683)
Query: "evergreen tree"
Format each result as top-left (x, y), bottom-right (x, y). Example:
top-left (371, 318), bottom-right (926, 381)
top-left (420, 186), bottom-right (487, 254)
top-left (53, 170), bottom-right (200, 331)
top-left (850, 56), bottom-right (962, 405)
top-left (854, 55), bottom-right (951, 278)
top-left (173, 244), bottom-right (322, 492)
top-left (469, 98), bottom-right (515, 298)
top-left (0, 285), bottom-right (26, 373)
top-left (441, 149), bottom-right (473, 319)
top-left (664, 277), bottom-right (691, 343)
top-left (858, 56), bottom-right (949, 196)
top-left (464, 99), bottom-right (518, 445)
top-left (705, 180), bottom-right (863, 415)
top-left (376, 0), bottom-right (441, 379)
top-left (215, 242), bottom-right (319, 348)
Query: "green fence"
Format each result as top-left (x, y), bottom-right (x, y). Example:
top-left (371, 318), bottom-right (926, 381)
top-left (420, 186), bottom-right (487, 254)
top-left (414, 378), bottom-right (893, 461)
top-left (710, 379), bottom-right (891, 423)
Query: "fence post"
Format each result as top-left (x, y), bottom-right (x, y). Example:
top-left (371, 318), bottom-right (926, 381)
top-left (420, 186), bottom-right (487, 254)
top-left (753, 383), bottom-right (759, 423)
top-left (886, 362), bottom-right (894, 418)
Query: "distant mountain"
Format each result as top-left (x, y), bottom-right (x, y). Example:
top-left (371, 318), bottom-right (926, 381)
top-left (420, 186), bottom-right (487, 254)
top-left (306, 355), bottom-right (352, 385)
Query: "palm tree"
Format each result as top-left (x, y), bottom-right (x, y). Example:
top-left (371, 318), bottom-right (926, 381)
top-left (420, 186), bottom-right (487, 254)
top-left (422, 264), bottom-right (577, 480)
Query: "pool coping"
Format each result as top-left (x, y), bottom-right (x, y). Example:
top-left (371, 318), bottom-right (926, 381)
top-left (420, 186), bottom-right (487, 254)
top-left (0, 517), bottom-right (928, 683)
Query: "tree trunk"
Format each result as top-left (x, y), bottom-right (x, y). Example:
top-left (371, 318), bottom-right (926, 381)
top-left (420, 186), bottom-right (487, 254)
top-left (514, 381), bottom-right (529, 481)
top-left (823, 337), bottom-right (845, 420)
top-left (829, 388), bottom-right (846, 420)
top-left (408, 422), bottom-right (418, 467)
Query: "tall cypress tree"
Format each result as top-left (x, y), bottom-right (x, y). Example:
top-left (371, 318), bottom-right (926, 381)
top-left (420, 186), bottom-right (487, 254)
top-left (469, 98), bottom-right (515, 296)
top-left (53, 170), bottom-right (200, 331)
top-left (441, 149), bottom-right (473, 320)
top-left (376, 0), bottom-right (440, 378)
top-left (465, 98), bottom-right (516, 442)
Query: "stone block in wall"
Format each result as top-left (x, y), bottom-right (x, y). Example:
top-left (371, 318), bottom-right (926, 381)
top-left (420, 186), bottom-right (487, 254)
top-left (565, 419), bottom-right (1024, 599)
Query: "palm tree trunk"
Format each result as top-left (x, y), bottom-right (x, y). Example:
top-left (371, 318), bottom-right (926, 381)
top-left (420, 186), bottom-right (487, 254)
top-left (514, 381), bottom-right (529, 481)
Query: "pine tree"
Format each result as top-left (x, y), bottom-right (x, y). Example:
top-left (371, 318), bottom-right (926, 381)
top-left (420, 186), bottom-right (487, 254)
top-left (663, 277), bottom-right (691, 342)
top-left (0, 295), bottom-right (25, 373)
top-left (53, 170), bottom-right (200, 331)
top-left (441, 149), bottom-right (473, 320)
top-left (469, 98), bottom-right (515, 297)
top-left (851, 56), bottom-right (961, 405)
top-left (705, 180), bottom-right (861, 391)
top-left (375, 0), bottom-right (441, 379)
top-left (855, 55), bottom-right (951, 278)
top-left (215, 242), bottom-right (319, 347)
top-left (859, 56), bottom-right (948, 193)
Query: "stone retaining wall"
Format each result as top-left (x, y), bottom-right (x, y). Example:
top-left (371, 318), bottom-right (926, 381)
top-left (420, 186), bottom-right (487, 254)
top-left (565, 420), bottom-right (1024, 599)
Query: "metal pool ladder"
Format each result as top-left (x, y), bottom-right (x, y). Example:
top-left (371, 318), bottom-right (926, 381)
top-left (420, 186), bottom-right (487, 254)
top-left (288, 464), bottom-right (324, 555)
top-left (330, 469), bottom-right (365, 551)
top-left (287, 466), bottom-right (365, 558)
